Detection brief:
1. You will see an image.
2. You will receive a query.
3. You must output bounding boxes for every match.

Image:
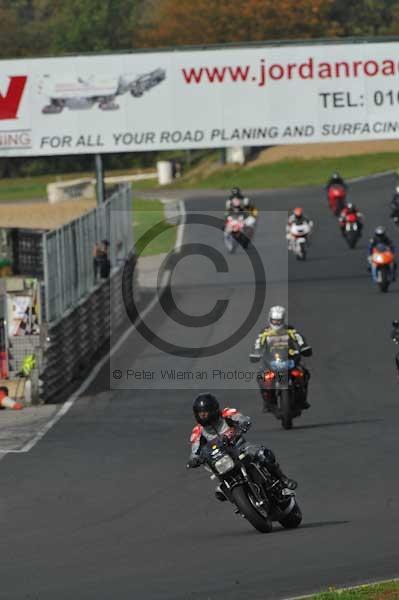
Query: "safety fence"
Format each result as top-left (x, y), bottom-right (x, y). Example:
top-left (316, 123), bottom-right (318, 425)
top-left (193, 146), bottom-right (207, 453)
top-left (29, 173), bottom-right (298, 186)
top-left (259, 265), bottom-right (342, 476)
top-left (43, 183), bottom-right (133, 323)
top-left (39, 262), bottom-right (135, 402)
top-left (3, 183), bottom-right (137, 403)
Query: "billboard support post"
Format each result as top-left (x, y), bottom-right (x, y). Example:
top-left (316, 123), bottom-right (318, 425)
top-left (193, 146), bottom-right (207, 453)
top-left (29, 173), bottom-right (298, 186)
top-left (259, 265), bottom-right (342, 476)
top-left (95, 154), bottom-right (104, 205)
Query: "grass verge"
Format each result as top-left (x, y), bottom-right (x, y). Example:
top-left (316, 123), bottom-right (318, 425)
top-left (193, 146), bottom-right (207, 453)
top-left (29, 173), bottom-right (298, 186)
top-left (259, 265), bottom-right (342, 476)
top-left (0, 169), bottom-right (157, 202)
top-left (309, 580), bottom-right (399, 600)
top-left (2, 151), bottom-right (399, 201)
top-left (133, 198), bottom-right (176, 257)
top-left (167, 152), bottom-right (399, 190)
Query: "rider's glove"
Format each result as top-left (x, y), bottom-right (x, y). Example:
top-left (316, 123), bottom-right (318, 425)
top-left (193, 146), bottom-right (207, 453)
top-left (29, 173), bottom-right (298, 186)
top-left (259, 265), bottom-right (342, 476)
top-left (187, 457), bottom-right (202, 469)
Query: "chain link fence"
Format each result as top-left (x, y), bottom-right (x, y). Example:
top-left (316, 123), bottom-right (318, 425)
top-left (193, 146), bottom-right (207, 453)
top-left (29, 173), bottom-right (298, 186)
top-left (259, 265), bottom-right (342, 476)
top-left (42, 184), bottom-right (133, 323)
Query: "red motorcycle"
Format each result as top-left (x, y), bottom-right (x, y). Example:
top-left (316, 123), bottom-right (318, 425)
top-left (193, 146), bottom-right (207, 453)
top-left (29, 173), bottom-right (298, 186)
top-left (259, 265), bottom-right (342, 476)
top-left (340, 212), bottom-right (362, 248)
top-left (327, 185), bottom-right (346, 216)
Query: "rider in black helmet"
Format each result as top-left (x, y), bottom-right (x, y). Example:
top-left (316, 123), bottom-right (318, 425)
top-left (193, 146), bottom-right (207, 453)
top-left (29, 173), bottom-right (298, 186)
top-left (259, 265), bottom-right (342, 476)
top-left (368, 226), bottom-right (395, 254)
top-left (368, 226), bottom-right (397, 277)
top-left (226, 186), bottom-right (256, 216)
top-left (326, 172), bottom-right (347, 189)
top-left (187, 393), bottom-right (297, 500)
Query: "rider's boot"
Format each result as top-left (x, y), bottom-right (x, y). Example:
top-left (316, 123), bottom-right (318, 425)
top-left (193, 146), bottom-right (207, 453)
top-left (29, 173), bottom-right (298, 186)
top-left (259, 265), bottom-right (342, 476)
top-left (261, 390), bottom-right (275, 413)
top-left (259, 449), bottom-right (298, 490)
top-left (269, 462), bottom-right (298, 491)
top-left (215, 485), bottom-right (227, 502)
top-left (299, 368), bottom-right (311, 409)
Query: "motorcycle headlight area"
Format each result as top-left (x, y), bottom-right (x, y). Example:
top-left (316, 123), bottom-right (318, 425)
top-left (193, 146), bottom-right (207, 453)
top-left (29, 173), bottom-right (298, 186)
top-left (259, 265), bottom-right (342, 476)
top-left (270, 359), bottom-right (295, 370)
top-left (214, 456), bottom-right (235, 474)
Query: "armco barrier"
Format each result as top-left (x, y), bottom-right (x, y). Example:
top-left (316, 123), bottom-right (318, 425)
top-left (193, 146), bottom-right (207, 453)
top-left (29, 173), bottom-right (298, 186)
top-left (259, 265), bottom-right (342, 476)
top-left (39, 262), bottom-right (132, 402)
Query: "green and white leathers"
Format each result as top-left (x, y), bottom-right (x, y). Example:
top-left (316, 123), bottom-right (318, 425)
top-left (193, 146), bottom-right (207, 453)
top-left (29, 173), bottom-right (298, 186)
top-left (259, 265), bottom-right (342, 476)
top-left (253, 306), bottom-right (310, 356)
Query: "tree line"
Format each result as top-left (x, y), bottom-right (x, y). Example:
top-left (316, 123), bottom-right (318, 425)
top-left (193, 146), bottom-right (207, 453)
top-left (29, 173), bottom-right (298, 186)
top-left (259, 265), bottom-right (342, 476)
top-left (1, 0), bottom-right (399, 177)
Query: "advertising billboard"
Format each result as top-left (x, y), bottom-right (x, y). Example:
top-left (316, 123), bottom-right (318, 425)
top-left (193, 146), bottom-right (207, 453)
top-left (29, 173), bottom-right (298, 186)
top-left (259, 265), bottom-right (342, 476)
top-left (2, 40), bottom-right (399, 155)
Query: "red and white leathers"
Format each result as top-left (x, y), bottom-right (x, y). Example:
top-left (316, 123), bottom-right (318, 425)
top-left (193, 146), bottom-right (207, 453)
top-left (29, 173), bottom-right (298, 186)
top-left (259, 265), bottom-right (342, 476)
top-left (188, 407), bottom-right (297, 489)
top-left (286, 215), bottom-right (313, 250)
top-left (189, 407), bottom-right (250, 459)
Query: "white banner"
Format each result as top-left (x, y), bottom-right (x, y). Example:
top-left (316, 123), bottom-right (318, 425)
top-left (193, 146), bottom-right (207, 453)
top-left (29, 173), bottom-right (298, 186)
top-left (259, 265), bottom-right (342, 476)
top-left (2, 40), bottom-right (399, 156)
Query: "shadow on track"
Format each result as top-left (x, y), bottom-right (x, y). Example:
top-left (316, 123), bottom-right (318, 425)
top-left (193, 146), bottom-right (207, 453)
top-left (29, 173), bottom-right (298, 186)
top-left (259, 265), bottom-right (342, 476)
top-left (293, 418), bottom-right (383, 431)
top-left (201, 520), bottom-right (350, 540)
top-left (292, 520), bottom-right (350, 531)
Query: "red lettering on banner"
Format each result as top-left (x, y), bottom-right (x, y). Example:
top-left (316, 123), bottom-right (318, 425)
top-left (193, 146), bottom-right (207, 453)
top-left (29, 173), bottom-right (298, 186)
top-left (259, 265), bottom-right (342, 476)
top-left (353, 61), bottom-right (362, 77)
top-left (335, 62), bottom-right (350, 77)
top-left (0, 76), bottom-right (27, 120)
top-left (382, 60), bottom-right (395, 75)
top-left (318, 63), bottom-right (332, 79)
top-left (298, 58), bottom-right (313, 79)
top-left (364, 60), bottom-right (378, 76)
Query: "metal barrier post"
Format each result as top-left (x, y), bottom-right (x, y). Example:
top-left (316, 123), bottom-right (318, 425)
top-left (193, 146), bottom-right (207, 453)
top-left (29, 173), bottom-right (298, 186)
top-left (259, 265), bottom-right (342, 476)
top-left (42, 233), bottom-right (50, 322)
top-left (95, 154), bottom-right (104, 205)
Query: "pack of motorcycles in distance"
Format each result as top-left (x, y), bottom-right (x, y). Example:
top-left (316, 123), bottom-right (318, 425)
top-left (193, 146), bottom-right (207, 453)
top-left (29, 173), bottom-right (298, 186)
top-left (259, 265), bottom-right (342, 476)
top-left (224, 175), bottom-right (397, 289)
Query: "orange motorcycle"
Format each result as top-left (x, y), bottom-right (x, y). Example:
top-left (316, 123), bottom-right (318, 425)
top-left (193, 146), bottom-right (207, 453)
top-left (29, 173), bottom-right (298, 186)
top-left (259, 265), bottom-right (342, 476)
top-left (370, 244), bottom-right (395, 292)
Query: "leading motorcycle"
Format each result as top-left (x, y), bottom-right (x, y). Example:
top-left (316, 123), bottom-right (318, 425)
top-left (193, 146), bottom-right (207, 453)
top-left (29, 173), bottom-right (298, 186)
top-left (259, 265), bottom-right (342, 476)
top-left (327, 184), bottom-right (346, 216)
top-left (199, 428), bottom-right (302, 533)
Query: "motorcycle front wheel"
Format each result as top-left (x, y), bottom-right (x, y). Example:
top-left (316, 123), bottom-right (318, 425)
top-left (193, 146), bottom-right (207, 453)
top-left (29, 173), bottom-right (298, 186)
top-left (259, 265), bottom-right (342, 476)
top-left (231, 485), bottom-right (273, 533)
top-left (345, 231), bottom-right (359, 249)
top-left (280, 389), bottom-right (293, 430)
top-left (379, 267), bottom-right (390, 293)
top-left (279, 501), bottom-right (302, 529)
top-left (224, 233), bottom-right (237, 254)
top-left (297, 242), bottom-right (306, 261)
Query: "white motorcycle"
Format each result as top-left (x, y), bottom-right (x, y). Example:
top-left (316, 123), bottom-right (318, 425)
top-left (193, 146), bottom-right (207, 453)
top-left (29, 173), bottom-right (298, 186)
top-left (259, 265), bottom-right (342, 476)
top-left (224, 214), bottom-right (256, 253)
top-left (288, 221), bottom-right (312, 261)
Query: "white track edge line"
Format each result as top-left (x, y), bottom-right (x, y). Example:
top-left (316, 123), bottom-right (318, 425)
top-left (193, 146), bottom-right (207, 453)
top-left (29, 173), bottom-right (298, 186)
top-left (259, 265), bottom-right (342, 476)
top-left (283, 575), bottom-right (399, 600)
top-left (348, 169), bottom-right (394, 183)
top-left (175, 199), bottom-right (186, 253)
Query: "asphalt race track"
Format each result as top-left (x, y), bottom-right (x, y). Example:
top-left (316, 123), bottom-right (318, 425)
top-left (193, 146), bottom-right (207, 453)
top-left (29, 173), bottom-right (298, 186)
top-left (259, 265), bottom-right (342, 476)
top-left (2, 174), bottom-right (399, 600)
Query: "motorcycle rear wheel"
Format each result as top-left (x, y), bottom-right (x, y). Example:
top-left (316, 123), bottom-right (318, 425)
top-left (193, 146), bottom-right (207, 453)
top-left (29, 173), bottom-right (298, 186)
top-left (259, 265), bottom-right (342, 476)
top-left (231, 485), bottom-right (272, 533)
